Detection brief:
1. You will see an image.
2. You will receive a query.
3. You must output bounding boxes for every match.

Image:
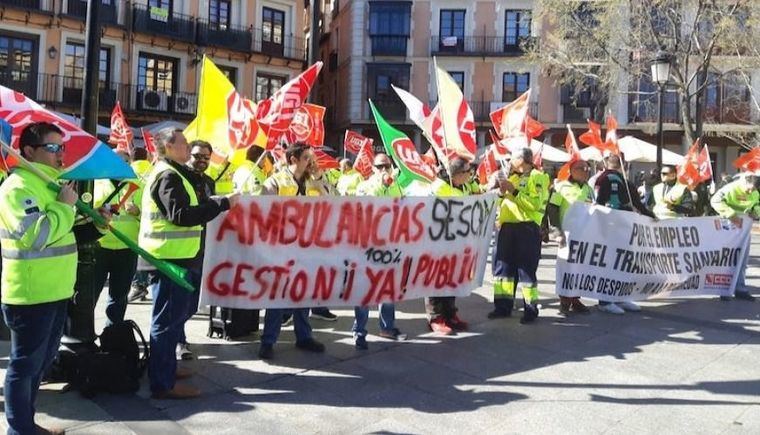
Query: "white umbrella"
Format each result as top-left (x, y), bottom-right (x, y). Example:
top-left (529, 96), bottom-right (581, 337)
top-left (579, 136), bottom-right (684, 165)
top-left (499, 137), bottom-right (571, 162)
top-left (50, 110), bottom-right (111, 136)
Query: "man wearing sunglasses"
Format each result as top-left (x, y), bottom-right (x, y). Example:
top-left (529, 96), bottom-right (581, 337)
top-left (140, 129), bottom-right (239, 400)
top-left (652, 165), bottom-right (695, 219)
top-left (352, 154), bottom-right (406, 349)
top-left (0, 122), bottom-right (108, 434)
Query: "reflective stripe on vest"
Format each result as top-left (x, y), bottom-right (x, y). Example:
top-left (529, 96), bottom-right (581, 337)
top-left (2, 243), bottom-right (77, 260)
top-left (139, 161), bottom-right (202, 259)
top-left (273, 171), bottom-right (299, 196)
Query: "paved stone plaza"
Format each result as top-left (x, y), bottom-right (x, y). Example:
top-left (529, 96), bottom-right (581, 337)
top-left (2, 240), bottom-right (760, 434)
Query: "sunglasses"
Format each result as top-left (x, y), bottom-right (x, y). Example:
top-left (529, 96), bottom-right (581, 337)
top-left (36, 143), bottom-right (65, 153)
top-left (374, 164), bottom-right (392, 170)
top-left (192, 153), bottom-right (211, 160)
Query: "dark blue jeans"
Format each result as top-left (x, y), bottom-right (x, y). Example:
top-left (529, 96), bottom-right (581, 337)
top-left (352, 304), bottom-right (395, 338)
top-left (148, 270), bottom-right (200, 393)
top-left (2, 300), bottom-right (68, 435)
top-left (93, 247), bottom-right (138, 327)
top-left (261, 308), bottom-right (312, 346)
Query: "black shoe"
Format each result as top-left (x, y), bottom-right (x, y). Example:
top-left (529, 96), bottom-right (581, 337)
top-left (127, 285), bottom-right (148, 303)
top-left (355, 336), bottom-right (368, 350)
top-left (720, 296), bottom-right (732, 301)
top-left (311, 309), bottom-right (338, 321)
top-left (258, 344), bottom-right (274, 360)
top-left (735, 292), bottom-right (756, 302)
top-left (282, 314), bottom-right (293, 326)
top-left (487, 309), bottom-right (510, 319)
top-left (295, 339), bottom-right (325, 353)
top-left (520, 305), bottom-right (539, 324)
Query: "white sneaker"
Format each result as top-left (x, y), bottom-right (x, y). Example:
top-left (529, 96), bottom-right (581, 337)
top-left (176, 343), bottom-right (194, 360)
top-left (617, 301), bottom-right (641, 312)
top-left (598, 303), bottom-right (625, 315)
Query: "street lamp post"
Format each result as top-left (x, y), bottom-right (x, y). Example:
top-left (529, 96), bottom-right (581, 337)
top-left (651, 50), bottom-right (672, 172)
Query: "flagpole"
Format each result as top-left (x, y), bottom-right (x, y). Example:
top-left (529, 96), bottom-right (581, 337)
top-left (432, 57), bottom-right (454, 188)
top-left (704, 143), bottom-right (716, 193)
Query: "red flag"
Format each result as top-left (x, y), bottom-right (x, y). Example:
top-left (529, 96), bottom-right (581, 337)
top-left (141, 128), bottom-right (156, 155)
top-left (286, 103), bottom-right (325, 146)
top-left (344, 130), bottom-right (372, 154)
top-left (313, 148), bottom-right (340, 170)
top-left (734, 146), bottom-right (760, 173)
top-left (490, 130), bottom-right (510, 159)
top-left (490, 90), bottom-right (531, 139)
top-left (525, 115), bottom-right (546, 140)
top-left (678, 139), bottom-right (703, 190)
top-left (257, 62), bottom-right (323, 146)
top-left (477, 146), bottom-right (498, 185)
top-left (579, 118), bottom-right (619, 156)
top-left (227, 93), bottom-right (263, 150)
top-left (109, 101), bottom-right (133, 153)
top-left (353, 140), bottom-right (375, 179)
top-left (697, 144), bottom-right (713, 183)
top-left (558, 126), bottom-right (582, 181)
top-left (421, 106), bottom-right (457, 166)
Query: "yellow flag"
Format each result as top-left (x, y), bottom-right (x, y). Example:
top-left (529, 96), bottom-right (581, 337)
top-left (184, 56), bottom-right (266, 157)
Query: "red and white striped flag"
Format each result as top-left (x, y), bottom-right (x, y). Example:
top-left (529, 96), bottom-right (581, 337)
top-left (109, 101), bottom-right (133, 153)
top-left (353, 140), bottom-right (375, 178)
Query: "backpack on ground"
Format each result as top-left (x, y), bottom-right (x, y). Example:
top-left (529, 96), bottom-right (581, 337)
top-left (54, 320), bottom-right (149, 398)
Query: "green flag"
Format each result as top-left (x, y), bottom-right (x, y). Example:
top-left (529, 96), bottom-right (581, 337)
top-left (368, 99), bottom-right (436, 188)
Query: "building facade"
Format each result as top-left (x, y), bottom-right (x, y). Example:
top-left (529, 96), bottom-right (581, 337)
top-left (0, 0), bottom-right (307, 129)
top-left (316, 0), bottom-right (759, 175)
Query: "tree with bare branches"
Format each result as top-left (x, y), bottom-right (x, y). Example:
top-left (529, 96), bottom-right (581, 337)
top-left (531, 0), bottom-right (760, 148)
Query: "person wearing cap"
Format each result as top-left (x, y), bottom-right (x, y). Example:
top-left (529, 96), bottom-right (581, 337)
top-left (546, 159), bottom-right (593, 315)
top-left (652, 165), bottom-right (695, 219)
top-left (710, 172), bottom-right (759, 301)
top-left (352, 153), bottom-right (406, 348)
top-left (336, 158), bottom-right (365, 196)
top-left (594, 153), bottom-right (654, 315)
top-left (426, 157), bottom-right (474, 334)
top-left (488, 146), bottom-right (549, 324)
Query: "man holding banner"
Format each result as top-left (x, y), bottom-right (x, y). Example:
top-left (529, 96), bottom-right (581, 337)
top-left (258, 143), bottom-right (327, 360)
top-left (594, 154), bottom-right (654, 314)
top-left (426, 157), bottom-right (475, 334)
top-left (711, 173), bottom-right (759, 301)
top-left (652, 165), bottom-right (695, 219)
top-left (489, 147), bottom-right (548, 324)
top-left (352, 153), bottom-right (407, 348)
top-left (547, 159), bottom-right (593, 315)
top-left (140, 128), bottom-right (238, 399)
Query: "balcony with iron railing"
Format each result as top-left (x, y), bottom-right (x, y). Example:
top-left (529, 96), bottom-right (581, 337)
top-left (196, 19), bottom-right (252, 53)
top-left (369, 35), bottom-right (409, 56)
top-left (251, 29), bottom-right (306, 61)
top-left (430, 35), bottom-right (536, 57)
top-left (0, 0), bottom-right (50, 12)
top-left (65, 0), bottom-right (118, 25)
top-left (132, 3), bottom-right (196, 43)
top-left (1, 72), bottom-right (198, 118)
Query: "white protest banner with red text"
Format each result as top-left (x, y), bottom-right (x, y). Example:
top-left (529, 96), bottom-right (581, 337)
top-left (556, 203), bottom-right (751, 301)
top-left (201, 194), bottom-right (499, 309)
